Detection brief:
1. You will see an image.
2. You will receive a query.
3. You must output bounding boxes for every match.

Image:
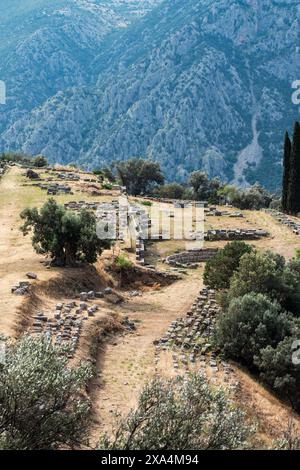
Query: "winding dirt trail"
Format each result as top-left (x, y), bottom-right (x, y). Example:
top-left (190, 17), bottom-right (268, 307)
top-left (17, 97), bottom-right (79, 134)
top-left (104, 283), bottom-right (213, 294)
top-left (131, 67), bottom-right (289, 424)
top-left (89, 270), bottom-right (202, 440)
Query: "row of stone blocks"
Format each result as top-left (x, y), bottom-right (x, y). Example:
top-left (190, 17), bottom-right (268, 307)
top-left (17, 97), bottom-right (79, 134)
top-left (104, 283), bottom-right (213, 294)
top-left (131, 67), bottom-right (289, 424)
top-left (29, 300), bottom-right (99, 358)
top-left (64, 201), bottom-right (100, 211)
top-left (266, 209), bottom-right (300, 235)
top-left (166, 249), bottom-right (219, 266)
top-left (204, 228), bottom-right (268, 241)
top-left (154, 287), bottom-right (224, 374)
top-left (38, 182), bottom-right (73, 195)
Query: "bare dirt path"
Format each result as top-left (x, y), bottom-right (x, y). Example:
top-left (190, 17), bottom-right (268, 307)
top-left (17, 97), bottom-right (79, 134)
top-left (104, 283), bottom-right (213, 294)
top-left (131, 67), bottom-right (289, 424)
top-left (90, 269), bottom-right (202, 439)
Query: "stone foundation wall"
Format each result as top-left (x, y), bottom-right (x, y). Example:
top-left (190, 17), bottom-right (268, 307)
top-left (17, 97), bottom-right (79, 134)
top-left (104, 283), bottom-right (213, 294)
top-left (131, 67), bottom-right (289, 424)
top-left (166, 248), bottom-right (219, 266)
top-left (266, 209), bottom-right (300, 235)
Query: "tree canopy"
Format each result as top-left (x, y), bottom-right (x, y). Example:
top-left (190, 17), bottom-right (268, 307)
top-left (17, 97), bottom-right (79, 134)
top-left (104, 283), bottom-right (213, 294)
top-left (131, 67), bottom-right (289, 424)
top-left (216, 293), bottom-right (294, 366)
top-left (115, 158), bottom-right (164, 196)
top-left (204, 241), bottom-right (253, 290)
top-left (189, 171), bottom-right (221, 202)
top-left (20, 199), bottom-right (111, 267)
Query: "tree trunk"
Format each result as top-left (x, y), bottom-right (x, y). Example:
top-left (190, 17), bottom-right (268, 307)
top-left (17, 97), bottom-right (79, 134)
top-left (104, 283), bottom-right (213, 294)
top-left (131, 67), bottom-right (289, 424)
top-left (64, 244), bottom-right (77, 267)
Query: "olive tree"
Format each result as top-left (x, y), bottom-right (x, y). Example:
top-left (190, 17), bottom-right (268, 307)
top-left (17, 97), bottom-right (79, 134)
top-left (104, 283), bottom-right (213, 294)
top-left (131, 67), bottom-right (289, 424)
top-left (189, 171), bottom-right (221, 203)
top-left (20, 198), bottom-right (111, 266)
top-left (0, 335), bottom-right (93, 450)
top-left (98, 374), bottom-right (252, 450)
top-left (115, 158), bottom-right (164, 196)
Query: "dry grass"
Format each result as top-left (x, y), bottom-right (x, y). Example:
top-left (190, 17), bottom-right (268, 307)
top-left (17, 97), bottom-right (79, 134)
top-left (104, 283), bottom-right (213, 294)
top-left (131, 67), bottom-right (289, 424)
top-left (2, 167), bottom-right (300, 447)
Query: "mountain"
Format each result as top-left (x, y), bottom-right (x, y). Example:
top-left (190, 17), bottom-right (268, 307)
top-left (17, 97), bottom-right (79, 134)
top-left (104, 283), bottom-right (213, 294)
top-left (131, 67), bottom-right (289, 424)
top-left (0, 0), bottom-right (162, 130)
top-left (0, 0), bottom-right (299, 190)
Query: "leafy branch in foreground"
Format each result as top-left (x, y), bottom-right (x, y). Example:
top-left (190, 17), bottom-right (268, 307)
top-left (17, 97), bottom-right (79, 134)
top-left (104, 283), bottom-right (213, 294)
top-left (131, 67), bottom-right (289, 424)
top-left (0, 335), bottom-right (93, 450)
top-left (98, 373), bottom-right (253, 450)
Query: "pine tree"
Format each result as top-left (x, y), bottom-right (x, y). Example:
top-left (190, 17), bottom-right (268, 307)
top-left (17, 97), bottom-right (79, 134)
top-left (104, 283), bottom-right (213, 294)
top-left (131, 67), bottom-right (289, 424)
top-left (288, 122), bottom-right (300, 215)
top-left (282, 131), bottom-right (291, 212)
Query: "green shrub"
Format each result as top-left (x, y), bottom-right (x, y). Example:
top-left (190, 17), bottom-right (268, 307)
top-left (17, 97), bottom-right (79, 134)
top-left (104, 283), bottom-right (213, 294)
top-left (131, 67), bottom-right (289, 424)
top-left (0, 335), bottom-right (92, 450)
top-left (139, 200), bottom-right (152, 207)
top-left (98, 374), bottom-right (252, 450)
top-left (33, 155), bottom-right (48, 167)
top-left (227, 251), bottom-right (300, 315)
top-left (102, 183), bottom-right (113, 190)
top-left (114, 158), bottom-right (164, 196)
top-left (152, 183), bottom-right (186, 200)
top-left (204, 241), bottom-right (253, 290)
top-left (115, 255), bottom-right (133, 271)
top-left (258, 335), bottom-right (300, 410)
top-left (216, 293), bottom-right (293, 367)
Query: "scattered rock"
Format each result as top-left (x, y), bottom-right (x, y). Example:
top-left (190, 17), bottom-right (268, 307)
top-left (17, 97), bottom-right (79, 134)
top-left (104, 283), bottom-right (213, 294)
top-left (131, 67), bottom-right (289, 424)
top-left (26, 272), bottom-right (37, 280)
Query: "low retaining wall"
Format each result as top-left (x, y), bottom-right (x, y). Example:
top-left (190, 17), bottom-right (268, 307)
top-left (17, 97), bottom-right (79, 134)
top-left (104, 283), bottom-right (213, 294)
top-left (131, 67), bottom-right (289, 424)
top-left (266, 209), bottom-right (300, 235)
top-left (204, 229), bottom-right (269, 241)
top-left (166, 248), bottom-right (219, 266)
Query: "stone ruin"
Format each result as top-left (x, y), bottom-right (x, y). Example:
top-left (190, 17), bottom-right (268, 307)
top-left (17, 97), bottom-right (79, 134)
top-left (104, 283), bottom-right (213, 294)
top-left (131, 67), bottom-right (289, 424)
top-left (27, 287), bottom-right (132, 359)
top-left (206, 206), bottom-right (244, 218)
top-left (82, 177), bottom-right (98, 183)
top-left (122, 316), bottom-right (136, 332)
top-left (26, 169), bottom-right (39, 180)
top-left (96, 200), bottom-right (122, 239)
top-left (95, 200), bottom-right (150, 265)
top-left (154, 288), bottom-right (220, 360)
top-left (29, 299), bottom-right (99, 359)
top-left (55, 172), bottom-right (80, 181)
top-left (64, 201), bottom-right (99, 211)
top-left (37, 182), bottom-right (73, 195)
top-left (165, 248), bottom-right (219, 268)
top-left (12, 281), bottom-right (30, 295)
top-left (266, 209), bottom-right (300, 235)
top-left (128, 204), bottom-right (151, 265)
top-left (154, 287), bottom-right (240, 390)
top-left (204, 228), bottom-right (268, 241)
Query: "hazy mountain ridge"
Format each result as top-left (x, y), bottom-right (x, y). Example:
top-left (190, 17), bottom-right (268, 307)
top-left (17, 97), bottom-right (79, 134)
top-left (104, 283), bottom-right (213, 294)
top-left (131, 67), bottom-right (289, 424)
top-left (0, 0), bottom-right (299, 189)
top-left (0, 0), bottom-right (162, 131)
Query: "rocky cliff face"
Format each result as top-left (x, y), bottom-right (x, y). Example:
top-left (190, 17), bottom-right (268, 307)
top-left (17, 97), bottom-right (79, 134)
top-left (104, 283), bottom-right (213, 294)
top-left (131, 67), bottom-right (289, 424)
top-left (0, 0), bottom-right (299, 190)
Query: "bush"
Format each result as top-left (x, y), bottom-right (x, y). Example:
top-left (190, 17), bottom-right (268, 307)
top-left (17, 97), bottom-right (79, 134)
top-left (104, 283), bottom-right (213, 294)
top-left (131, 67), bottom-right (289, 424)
top-left (152, 183), bottom-right (186, 200)
top-left (216, 293), bottom-right (293, 367)
top-left (102, 183), bottom-right (113, 190)
top-left (258, 336), bottom-right (300, 410)
top-left (139, 200), bottom-right (152, 207)
top-left (269, 198), bottom-right (282, 211)
top-left (215, 248), bottom-right (300, 411)
top-left (92, 169), bottom-right (104, 176)
top-left (239, 184), bottom-right (272, 210)
top-left (228, 251), bottom-right (284, 300)
top-left (0, 152), bottom-right (32, 165)
top-left (204, 241), bottom-right (253, 290)
top-left (0, 335), bottom-right (92, 450)
top-left (98, 374), bottom-right (252, 450)
top-left (20, 199), bottom-right (111, 267)
top-left (115, 255), bottom-right (133, 271)
top-left (228, 251), bottom-right (300, 315)
top-left (33, 155), bottom-right (48, 167)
